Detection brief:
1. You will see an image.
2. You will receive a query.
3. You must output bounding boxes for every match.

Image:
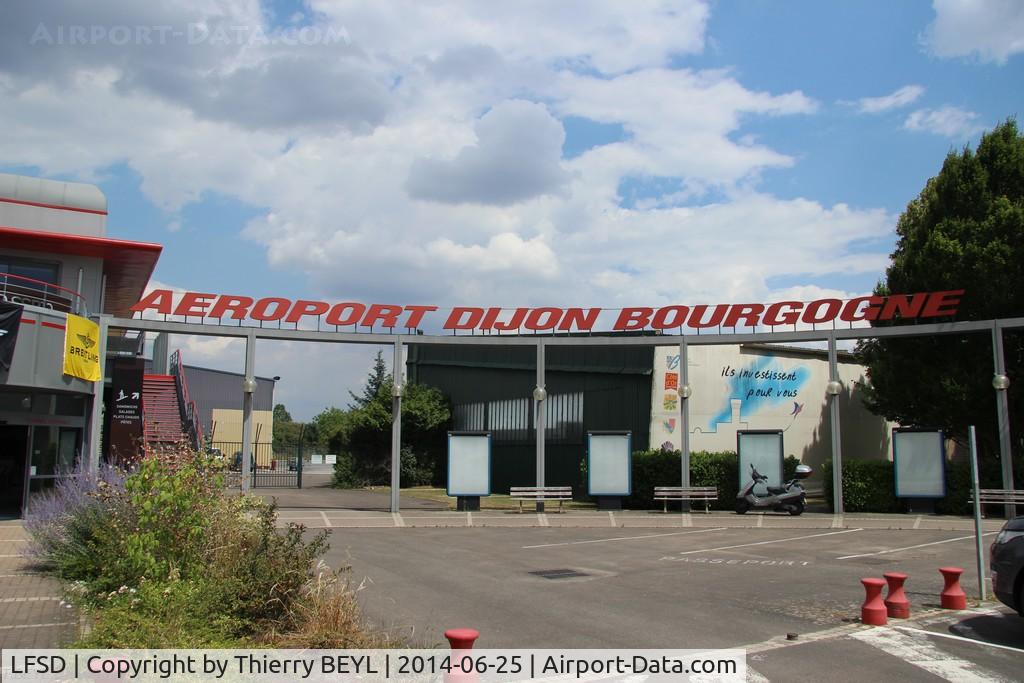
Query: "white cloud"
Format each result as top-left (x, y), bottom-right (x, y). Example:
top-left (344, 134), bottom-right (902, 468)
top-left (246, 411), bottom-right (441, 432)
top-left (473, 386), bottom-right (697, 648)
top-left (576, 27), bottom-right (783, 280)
top-left (924, 0), bottom-right (1024, 64)
top-left (0, 1), bottom-right (903, 413)
top-left (426, 232), bottom-right (558, 277)
top-left (852, 85), bottom-right (925, 113)
top-left (406, 100), bottom-right (571, 206)
top-left (904, 106), bottom-right (985, 138)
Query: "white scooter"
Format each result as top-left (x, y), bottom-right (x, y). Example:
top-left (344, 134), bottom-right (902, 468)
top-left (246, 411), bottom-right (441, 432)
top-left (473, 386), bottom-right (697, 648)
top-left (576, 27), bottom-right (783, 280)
top-left (735, 463), bottom-right (812, 516)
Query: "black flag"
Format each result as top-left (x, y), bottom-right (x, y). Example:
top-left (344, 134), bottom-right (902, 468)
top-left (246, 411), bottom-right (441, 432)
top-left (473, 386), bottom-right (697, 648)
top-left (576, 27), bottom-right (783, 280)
top-left (0, 302), bottom-right (23, 371)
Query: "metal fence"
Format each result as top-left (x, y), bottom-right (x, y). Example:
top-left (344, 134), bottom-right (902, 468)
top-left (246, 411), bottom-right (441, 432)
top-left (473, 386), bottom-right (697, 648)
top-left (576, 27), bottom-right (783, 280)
top-left (209, 441), bottom-right (303, 488)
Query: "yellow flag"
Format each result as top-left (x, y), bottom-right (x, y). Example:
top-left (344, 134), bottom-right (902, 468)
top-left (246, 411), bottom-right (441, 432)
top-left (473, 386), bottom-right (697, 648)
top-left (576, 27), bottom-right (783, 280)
top-left (64, 314), bottom-right (102, 381)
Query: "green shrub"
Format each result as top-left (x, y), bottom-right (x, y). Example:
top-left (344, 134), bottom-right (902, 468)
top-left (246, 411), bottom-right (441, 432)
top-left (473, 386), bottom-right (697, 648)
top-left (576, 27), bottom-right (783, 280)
top-left (27, 445), bottom-right (343, 647)
top-left (400, 446), bottom-right (433, 487)
top-left (823, 451), bottom-right (1024, 514)
top-left (822, 460), bottom-right (900, 513)
top-left (331, 453), bottom-right (359, 488)
top-left (203, 497), bottom-right (328, 624)
top-left (76, 579), bottom-right (248, 648)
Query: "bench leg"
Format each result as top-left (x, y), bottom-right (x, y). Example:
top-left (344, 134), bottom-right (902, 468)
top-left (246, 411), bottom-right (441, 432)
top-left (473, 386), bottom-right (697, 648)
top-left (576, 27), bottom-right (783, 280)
top-left (663, 500), bottom-right (668, 514)
top-left (518, 500), bottom-right (523, 513)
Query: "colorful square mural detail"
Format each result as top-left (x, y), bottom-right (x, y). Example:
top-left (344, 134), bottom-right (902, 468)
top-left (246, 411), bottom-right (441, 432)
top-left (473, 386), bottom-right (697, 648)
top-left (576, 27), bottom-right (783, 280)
top-left (663, 393), bottom-right (678, 411)
top-left (665, 372), bottom-right (678, 390)
top-left (663, 418), bottom-right (676, 433)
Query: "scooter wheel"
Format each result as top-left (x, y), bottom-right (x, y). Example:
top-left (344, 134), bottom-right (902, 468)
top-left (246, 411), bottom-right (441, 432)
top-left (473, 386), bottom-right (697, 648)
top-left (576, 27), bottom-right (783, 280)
top-left (788, 501), bottom-right (804, 516)
top-left (735, 500), bottom-right (750, 514)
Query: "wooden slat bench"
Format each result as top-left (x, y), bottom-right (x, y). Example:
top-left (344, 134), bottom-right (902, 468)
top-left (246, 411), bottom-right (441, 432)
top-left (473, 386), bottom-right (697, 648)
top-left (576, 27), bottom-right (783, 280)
top-left (971, 489), bottom-right (1024, 515)
top-left (654, 486), bottom-right (718, 513)
top-left (509, 486), bottom-right (573, 513)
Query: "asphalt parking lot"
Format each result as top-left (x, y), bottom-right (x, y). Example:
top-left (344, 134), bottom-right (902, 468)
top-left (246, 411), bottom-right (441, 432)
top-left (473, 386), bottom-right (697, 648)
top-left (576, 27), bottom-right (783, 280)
top-left (302, 521), bottom-right (1022, 682)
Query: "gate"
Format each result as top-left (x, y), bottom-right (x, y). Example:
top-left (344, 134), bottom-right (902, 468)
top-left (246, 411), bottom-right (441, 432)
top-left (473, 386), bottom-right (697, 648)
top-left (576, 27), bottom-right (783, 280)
top-left (211, 441), bottom-right (303, 488)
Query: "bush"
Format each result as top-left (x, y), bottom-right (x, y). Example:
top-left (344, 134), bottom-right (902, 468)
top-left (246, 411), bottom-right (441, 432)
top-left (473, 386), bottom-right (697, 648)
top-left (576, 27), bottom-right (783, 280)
top-left (75, 579), bottom-right (248, 648)
top-left (823, 451), bottom-right (1024, 514)
top-left (261, 569), bottom-right (400, 648)
top-left (23, 446), bottom-right (375, 648)
top-left (400, 446), bottom-right (433, 487)
top-left (822, 460), bottom-right (899, 513)
top-left (22, 463), bottom-right (127, 583)
top-left (331, 453), bottom-right (359, 488)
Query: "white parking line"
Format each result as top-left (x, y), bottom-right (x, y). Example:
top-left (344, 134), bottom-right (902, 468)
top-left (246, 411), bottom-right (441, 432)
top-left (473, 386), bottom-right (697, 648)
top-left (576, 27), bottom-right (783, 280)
top-left (893, 626), bottom-right (1024, 655)
top-left (671, 528), bottom-right (862, 556)
top-left (837, 532), bottom-right (997, 560)
top-left (320, 511), bottom-right (331, 527)
top-left (0, 622), bottom-right (75, 631)
top-left (523, 527), bottom-right (727, 549)
top-left (852, 625), bottom-right (1012, 682)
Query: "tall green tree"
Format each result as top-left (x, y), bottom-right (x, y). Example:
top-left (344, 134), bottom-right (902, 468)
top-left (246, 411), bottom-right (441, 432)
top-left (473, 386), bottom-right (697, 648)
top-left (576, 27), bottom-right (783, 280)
top-left (329, 355), bottom-right (450, 486)
top-left (271, 403), bottom-right (304, 453)
top-left (349, 350), bottom-right (389, 408)
top-left (857, 120), bottom-right (1023, 482)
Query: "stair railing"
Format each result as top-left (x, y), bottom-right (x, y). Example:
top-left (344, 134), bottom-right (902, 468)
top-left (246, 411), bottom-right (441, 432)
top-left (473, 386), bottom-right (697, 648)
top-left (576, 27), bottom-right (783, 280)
top-left (169, 350), bottom-right (204, 451)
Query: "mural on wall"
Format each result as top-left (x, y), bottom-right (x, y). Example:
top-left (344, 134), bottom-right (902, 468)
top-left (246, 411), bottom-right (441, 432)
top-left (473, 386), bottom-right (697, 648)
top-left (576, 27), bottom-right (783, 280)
top-left (650, 345), bottom-right (893, 466)
top-left (708, 356), bottom-right (810, 431)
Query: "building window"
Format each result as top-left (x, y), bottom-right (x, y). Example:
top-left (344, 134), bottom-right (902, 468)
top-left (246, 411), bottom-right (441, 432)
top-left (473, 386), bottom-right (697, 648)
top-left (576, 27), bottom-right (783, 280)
top-left (0, 257), bottom-right (60, 287)
top-left (0, 256), bottom-right (66, 310)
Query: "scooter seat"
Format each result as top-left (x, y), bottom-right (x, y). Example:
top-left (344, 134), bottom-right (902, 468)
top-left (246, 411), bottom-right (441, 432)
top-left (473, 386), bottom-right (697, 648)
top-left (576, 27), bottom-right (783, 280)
top-left (766, 486), bottom-right (787, 495)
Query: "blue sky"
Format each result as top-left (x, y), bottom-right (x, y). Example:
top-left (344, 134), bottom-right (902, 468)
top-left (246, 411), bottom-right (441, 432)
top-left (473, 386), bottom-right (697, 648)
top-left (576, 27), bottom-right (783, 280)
top-left (1, 1), bottom-right (1021, 418)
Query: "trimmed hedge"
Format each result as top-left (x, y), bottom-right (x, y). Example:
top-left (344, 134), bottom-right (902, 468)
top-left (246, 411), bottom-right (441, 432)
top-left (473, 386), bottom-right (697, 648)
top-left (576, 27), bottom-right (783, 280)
top-left (621, 450), bottom-right (799, 510)
top-left (822, 453), bottom-right (1023, 514)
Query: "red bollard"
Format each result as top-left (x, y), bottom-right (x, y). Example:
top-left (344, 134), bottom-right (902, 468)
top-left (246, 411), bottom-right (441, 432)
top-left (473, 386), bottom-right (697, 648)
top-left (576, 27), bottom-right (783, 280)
top-left (883, 572), bottom-right (910, 619)
top-left (861, 578), bottom-right (887, 626)
top-left (939, 567), bottom-right (967, 610)
top-left (444, 628), bottom-right (480, 649)
top-left (444, 628), bottom-right (480, 683)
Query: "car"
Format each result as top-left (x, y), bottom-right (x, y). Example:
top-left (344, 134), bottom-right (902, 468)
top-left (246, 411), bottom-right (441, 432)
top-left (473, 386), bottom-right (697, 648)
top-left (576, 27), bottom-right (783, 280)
top-left (991, 515), bottom-right (1024, 616)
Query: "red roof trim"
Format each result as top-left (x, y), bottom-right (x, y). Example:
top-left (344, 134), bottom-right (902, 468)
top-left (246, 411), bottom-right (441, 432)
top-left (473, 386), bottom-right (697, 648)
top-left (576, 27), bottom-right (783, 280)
top-left (0, 225), bottom-right (161, 252)
top-left (0, 196), bottom-right (108, 216)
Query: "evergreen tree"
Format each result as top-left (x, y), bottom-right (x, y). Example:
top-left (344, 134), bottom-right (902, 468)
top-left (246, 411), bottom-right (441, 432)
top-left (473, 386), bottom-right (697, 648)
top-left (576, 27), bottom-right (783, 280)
top-left (857, 120), bottom-right (1023, 479)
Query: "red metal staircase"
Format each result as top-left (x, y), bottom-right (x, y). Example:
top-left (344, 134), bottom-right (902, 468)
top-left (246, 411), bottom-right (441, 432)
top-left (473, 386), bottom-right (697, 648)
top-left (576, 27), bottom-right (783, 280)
top-left (142, 374), bottom-right (186, 448)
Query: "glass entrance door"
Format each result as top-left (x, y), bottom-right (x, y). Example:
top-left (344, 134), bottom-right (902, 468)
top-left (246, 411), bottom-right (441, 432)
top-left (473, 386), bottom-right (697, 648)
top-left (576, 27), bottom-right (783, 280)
top-left (0, 426), bottom-right (29, 517)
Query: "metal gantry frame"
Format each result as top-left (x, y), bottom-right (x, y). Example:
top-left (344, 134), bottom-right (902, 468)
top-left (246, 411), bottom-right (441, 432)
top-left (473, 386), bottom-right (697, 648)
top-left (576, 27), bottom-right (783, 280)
top-left (87, 314), bottom-right (1024, 514)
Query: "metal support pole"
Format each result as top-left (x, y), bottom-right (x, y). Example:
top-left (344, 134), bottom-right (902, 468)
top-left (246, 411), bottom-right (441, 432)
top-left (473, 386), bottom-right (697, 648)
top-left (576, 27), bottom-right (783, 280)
top-left (240, 330), bottom-right (255, 492)
top-left (992, 324), bottom-right (1016, 519)
top-left (828, 334), bottom-right (844, 515)
top-left (535, 340), bottom-right (546, 512)
top-left (390, 339), bottom-right (403, 514)
top-left (679, 339), bottom-right (691, 512)
top-left (297, 425), bottom-right (304, 490)
top-left (85, 314), bottom-right (110, 475)
top-left (968, 425), bottom-right (987, 600)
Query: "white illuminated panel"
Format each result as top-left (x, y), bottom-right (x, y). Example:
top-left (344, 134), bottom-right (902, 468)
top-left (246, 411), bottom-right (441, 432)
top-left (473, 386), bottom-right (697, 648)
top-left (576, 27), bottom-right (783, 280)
top-left (588, 432), bottom-right (632, 496)
top-left (894, 430), bottom-right (945, 498)
top-left (738, 431), bottom-right (784, 488)
top-left (447, 433), bottom-right (491, 496)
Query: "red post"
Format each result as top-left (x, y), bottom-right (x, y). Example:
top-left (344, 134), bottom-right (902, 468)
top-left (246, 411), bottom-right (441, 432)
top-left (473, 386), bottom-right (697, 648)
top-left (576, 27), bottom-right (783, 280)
top-left (883, 572), bottom-right (910, 619)
top-left (861, 578), bottom-right (887, 626)
top-left (939, 567), bottom-right (967, 610)
top-left (444, 628), bottom-right (480, 649)
top-left (444, 628), bottom-right (480, 683)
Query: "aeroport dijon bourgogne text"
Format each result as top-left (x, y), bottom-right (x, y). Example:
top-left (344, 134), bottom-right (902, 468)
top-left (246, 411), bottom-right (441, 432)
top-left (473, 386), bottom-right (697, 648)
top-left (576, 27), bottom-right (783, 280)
top-left (129, 289), bottom-right (964, 332)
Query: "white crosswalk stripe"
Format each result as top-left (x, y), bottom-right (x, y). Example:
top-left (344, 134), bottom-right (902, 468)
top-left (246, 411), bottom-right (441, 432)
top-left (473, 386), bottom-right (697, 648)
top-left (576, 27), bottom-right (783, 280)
top-left (851, 625), bottom-right (1013, 682)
